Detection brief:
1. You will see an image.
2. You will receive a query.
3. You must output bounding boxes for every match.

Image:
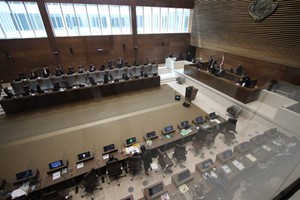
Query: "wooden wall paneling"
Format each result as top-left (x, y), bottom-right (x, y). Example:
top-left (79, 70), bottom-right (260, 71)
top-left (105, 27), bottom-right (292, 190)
top-left (191, 0), bottom-right (300, 69)
top-left (197, 48), bottom-right (300, 86)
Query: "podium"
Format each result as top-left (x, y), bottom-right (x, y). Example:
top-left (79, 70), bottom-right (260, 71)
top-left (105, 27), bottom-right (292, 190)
top-left (183, 86), bottom-right (198, 107)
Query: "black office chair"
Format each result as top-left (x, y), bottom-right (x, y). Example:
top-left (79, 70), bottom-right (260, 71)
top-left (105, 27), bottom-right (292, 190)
top-left (172, 144), bottom-right (187, 167)
top-left (127, 155), bottom-right (143, 181)
top-left (40, 190), bottom-right (72, 200)
top-left (222, 118), bottom-right (237, 145)
top-left (106, 159), bottom-right (125, 186)
top-left (79, 168), bottom-right (101, 199)
top-left (157, 149), bottom-right (173, 177)
top-left (189, 132), bottom-right (206, 156)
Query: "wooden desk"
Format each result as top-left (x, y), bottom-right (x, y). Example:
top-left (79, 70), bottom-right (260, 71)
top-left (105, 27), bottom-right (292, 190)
top-left (184, 64), bottom-right (262, 103)
top-left (0, 76), bottom-right (160, 115)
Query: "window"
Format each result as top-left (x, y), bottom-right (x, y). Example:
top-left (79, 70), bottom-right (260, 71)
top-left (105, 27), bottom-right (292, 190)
top-left (136, 6), bottom-right (191, 34)
top-left (0, 1), bottom-right (46, 39)
top-left (46, 3), bottom-right (131, 37)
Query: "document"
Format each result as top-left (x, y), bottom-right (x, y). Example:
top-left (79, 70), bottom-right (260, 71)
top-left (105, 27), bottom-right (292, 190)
top-left (11, 188), bottom-right (27, 199)
top-left (221, 165), bottom-right (231, 174)
top-left (77, 162), bottom-right (84, 169)
top-left (232, 160), bottom-right (245, 171)
top-left (52, 171), bottom-right (61, 180)
top-left (160, 192), bottom-right (170, 200)
top-left (102, 154), bottom-right (109, 160)
top-left (178, 184), bottom-right (189, 193)
top-left (262, 145), bottom-right (271, 152)
top-left (246, 154), bottom-right (257, 162)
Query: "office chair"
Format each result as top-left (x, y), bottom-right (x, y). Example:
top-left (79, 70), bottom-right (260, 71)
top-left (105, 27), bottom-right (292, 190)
top-left (222, 118), bottom-right (237, 145)
top-left (190, 138), bottom-right (204, 157)
top-left (157, 149), bottom-right (173, 177)
top-left (79, 168), bottom-right (101, 199)
top-left (106, 160), bottom-right (125, 186)
top-left (127, 155), bottom-right (143, 181)
top-left (172, 144), bottom-right (187, 167)
top-left (40, 190), bottom-right (72, 200)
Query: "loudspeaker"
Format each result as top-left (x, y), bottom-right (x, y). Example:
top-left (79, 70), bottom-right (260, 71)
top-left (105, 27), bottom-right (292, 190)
top-left (175, 95), bottom-right (181, 101)
top-left (185, 86), bottom-right (192, 99)
top-left (183, 102), bottom-right (190, 107)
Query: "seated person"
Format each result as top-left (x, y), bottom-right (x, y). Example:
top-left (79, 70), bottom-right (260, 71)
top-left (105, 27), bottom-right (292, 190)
top-left (117, 57), bottom-right (124, 68)
top-left (107, 154), bottom-right (118, 164)
top-left (67, 66), bottom-right (75, 74)
top-left (89, 64), bottom-right (95, 72)
top-left (3, 87), bottom-right (14, 98)
top-left (237, 73), bottom-right (251, 87)
top-left (210, 60), bottom-right (219, 76)
top-left (78, 65), bottom-right (85, 73)
top-left (235, 64), bottom-right (243, 75)
top-left (29, 70), bottom-right (38, 79)
top-left (55, 65), bottom-right (64, 76)
top-left (42, 67), bottom-right (50, 78)
top-left (99, 64), bottom-right (106, 71)
top-left (208, 56), bottom-right (213, 66)
top-left (216, 68), bottom-right (225, 77)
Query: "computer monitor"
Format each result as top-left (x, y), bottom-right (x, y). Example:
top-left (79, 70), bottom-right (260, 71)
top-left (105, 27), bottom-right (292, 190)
top-left (16, 169), bottom-right (33, 181)
top-left (195, 116), bottom-right (204, 124)
top-left (241, 141), bottom-right (250, 150)
top-left (223, 150), bottom-right (233, 159)
top-left (146, 131), bottom-right (156, 138)
top-left (103, 144), bottom-right (116, 152)
top-left (180, 120), bottom-right (189, 129)
top-left (49, 160), bottom-right (63, 170)
top-left (77, 151), bottom-right (91, 161)
top-left (177, 170), bottom-right (191, 182)
top-left (208, 112), bottom-right (217, 119)
top-left (164, 125), bottom-right (174, 133)
top-left (126, 137), bottom-right (136, 146)
top-left (148, 182), bottom-right (164, 196)
top-left (202, 159), bottom-right (213, 169)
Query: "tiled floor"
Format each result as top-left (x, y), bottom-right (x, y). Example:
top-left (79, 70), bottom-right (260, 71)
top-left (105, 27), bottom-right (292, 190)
top-left (65, 66), bottom-right (292, 200)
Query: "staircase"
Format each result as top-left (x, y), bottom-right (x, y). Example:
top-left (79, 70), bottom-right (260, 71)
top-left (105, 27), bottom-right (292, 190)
top-left (158, 66), bottom-right (177, 85)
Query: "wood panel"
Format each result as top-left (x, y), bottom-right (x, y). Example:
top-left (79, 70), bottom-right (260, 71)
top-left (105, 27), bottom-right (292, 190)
top-left (191, 0), bottom-right (300, 69)
top-left (197, 48), bottom-right (300, 86)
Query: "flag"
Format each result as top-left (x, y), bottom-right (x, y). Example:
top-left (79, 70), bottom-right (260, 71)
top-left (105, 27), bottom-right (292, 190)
top-left (220, 53), bottom-right (225, 68)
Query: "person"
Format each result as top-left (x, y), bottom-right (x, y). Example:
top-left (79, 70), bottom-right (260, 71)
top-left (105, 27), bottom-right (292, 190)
top-left (67, 67), bottom-right (74, 74)
top-left (107, 154), bottom-right (118, 164)
top-left (89, 64), bottom-right (95, 72)
top-left (140, 145), bottom-right (152, 175)
top-left (78, 65), bottom-right (85, 73)
top-left (29, 70), bottom-right (38, 79)
top-left (117, 57), bottom-right (124, 68)
top-left (238, 73), bottom-right (251, 87)
top-left (236, 64), bottom-right (243, 75)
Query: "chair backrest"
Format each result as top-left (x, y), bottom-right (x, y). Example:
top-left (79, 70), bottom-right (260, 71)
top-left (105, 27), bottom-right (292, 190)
top-left (40, 191), bottom-right (64, 200)
top-left (127, 156), bottom-right (142, 172)
top-left (83, 168), bottom-right (98, 187)
top-left (157, 149), bottom-right (167, 168)
top-left (106, 160), bottom-right (122, 176)
top-left (174, 144), bottom-right (186, 160)
top-left (225, 118), bottom-right (237, 132)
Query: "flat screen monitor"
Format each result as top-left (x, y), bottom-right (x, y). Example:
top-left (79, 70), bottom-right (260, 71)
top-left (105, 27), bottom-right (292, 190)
top-left (49, 160), bottom-right (63, 170)
top-left (180, 120), bottom-right (189, 128)
top-left (103, 144), bottom-right (115, 152)
top-left (223, 150), bottom-right (233, 159)
top-left (177, 170), bottom-right (191, 182)
top-left (195, 116), bottom-right (204, 124)
top-left (241, 141), bottom-right (250, 150)
top-left (16, 169), bottom-right (33, 181)
top-left (126, 137), bottom-right (136, 146)
top-left (148, 183), bottom-right (164, 196)
top-left (164, 125), bottom-right (173, 133)
top-left (208, 112), bottom-right (217, 119)
top-left (202, 159), bottom-right (213, 169)
top-left (146, 131), bottom-right (156, 138)
top-left (77, 151), bottom-right (91, 161)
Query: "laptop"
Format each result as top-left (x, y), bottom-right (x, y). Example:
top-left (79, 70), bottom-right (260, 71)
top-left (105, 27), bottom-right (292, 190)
top-left (149, 182), bottom-right (164, 196)
top-left (49, 160), bottom-right (63, 170)
top-left (202, 159), bottom-right (213, 169)
top-left (144, 131), bottom-right (158, 141)
top-left (16, 169), bottom-right (33, 181)
top-left (125, 137), bottom-right (137, 147)
top-left (163, 125), bottom-right (175, 135)
top-left (103, 144), bottom-right (117, 153)
top-left (195, 116), bottom-right (205, 124)
top-left (208, 112), bottom-right (217, 119)
top-left (77, 151), bottom-right (92, 161)
top-left (180, 120), bottom-right (190, 129)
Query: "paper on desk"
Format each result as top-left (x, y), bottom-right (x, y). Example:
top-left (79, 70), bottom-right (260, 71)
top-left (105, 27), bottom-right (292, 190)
top-left (262, 145), bottom-right (271, 152)
top-left (180, 129), bottom-right (192, 136)
top-left (11, 188), bottom-right (27, 199)
top-left (232, 160), bottom-right (245, 171)
top-left (178, 184), bottom-right (189, 193)
top-left (160, 192), bottom-right (170, 200)
top-left (221, 165), bottom-right (231, 174)
top-left (201, 124), bottom-right (210, 129)
top-left (210, 119), bottom-right (221, 124)
top-left (246, 154), bottom-right (257, 162)
top-left (102, 154), bottom-right (109, 160)
top-left (53, 171), bottom-right (61, 180)
top-left (77, 162), bottom-right (84, 169)
top-left (150, 162), bottom-right (159, 170)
